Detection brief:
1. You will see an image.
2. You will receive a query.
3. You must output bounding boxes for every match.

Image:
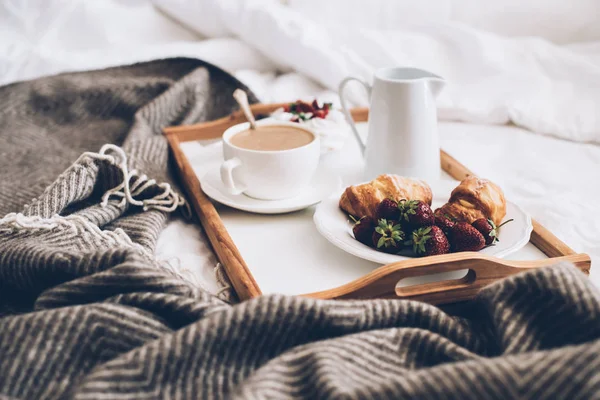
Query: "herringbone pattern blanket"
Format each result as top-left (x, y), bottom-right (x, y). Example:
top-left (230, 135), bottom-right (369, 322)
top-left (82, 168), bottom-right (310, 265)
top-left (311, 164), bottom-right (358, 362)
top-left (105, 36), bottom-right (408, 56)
top-left (0, 59), bottom-right (598, 399)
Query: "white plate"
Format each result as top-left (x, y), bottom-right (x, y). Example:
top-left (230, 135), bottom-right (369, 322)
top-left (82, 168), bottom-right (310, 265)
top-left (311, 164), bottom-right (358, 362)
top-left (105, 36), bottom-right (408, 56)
top-left (200, 166), bottom-right (342, 214)
top-left (313, 180), bottom-right (533, 264)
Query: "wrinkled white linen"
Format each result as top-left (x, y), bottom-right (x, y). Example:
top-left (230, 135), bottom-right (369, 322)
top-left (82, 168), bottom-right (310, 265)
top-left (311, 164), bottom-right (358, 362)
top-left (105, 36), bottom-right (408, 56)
top-left (286, 0), bottom-right (600, 44)
top-left (1, 0), bottom-right (599, 289)
top-left (0, 0), bottom-right (278, 85)
top-left (155, 0), bottom-right (600, 143)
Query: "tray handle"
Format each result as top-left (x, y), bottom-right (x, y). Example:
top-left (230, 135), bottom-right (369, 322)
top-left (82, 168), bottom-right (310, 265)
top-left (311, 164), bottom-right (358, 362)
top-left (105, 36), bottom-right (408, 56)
top-left (304, 253), bottom-right (590, 304)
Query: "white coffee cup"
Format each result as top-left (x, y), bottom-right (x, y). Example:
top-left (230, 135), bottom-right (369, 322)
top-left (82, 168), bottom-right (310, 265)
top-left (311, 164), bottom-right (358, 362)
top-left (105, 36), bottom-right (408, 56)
top-left (220, 120), bottom-right (320, 200)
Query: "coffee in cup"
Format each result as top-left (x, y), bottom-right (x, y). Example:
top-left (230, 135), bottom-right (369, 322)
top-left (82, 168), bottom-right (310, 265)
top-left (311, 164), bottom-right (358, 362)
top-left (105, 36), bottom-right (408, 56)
top-left (229, 125), bottom-right (314, 151)
top-left (221, 121), bottom-right (320, 200)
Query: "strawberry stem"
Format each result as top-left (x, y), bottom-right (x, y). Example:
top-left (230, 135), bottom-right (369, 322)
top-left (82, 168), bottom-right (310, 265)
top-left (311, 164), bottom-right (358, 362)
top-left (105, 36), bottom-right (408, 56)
top-left (349, 215), bottom-right (365, 224)
top-left (497, 219), bottom-right (514, 229)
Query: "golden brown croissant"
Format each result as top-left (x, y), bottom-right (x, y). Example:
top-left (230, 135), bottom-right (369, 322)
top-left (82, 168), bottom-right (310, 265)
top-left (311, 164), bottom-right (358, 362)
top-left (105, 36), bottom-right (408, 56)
top-left (435, 176), bottom-right (506, 226)
top-left (339, 174), bottom-right (432, 219)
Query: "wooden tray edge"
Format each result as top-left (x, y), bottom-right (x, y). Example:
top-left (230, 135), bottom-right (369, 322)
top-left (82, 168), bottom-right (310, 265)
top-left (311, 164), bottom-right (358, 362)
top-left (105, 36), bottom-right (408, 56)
top-left (165, 133), bottom-right (262, 299)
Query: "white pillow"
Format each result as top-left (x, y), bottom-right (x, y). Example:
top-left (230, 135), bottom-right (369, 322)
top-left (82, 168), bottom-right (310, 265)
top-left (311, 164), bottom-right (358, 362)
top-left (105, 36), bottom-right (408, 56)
top-left (152, 0), bottom-right (232, 38)
top-left (287, 0), bottom-right (600, 44)
top-left (0, 0), bottom-right (277, 85)
top-left (0, 0), bottom-right (201, 50)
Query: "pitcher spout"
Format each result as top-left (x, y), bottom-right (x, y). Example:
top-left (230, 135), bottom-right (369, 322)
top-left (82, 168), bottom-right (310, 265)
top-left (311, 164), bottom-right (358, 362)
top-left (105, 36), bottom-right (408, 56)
top-left (428, 78), bottom-right (445, 98)
top-left (373, 67), bottom-right (445, 97)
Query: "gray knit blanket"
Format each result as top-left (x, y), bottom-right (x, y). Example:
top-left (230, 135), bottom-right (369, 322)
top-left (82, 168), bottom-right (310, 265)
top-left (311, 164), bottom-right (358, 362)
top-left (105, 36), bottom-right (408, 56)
top-left (0, 59), bottom-right (598, 399)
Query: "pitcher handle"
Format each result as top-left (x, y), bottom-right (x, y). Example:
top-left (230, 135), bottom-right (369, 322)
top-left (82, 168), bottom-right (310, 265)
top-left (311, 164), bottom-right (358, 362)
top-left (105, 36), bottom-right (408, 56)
top-left (339, 77), bottom-right (371, 155)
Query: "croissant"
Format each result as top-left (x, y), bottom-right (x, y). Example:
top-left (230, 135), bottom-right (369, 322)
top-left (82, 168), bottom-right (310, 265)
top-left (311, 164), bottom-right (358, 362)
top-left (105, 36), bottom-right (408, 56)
top-left (339, 174), bottom-right (432, 219)
top-left (435, 176), bottom-right (506, 226)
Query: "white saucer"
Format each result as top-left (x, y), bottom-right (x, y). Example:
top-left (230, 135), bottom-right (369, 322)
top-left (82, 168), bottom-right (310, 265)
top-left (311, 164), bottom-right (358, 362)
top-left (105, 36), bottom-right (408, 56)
top-left (200, 166), bottom-right (342, 214)
top-left (313, 180), bottom-right (533, 264)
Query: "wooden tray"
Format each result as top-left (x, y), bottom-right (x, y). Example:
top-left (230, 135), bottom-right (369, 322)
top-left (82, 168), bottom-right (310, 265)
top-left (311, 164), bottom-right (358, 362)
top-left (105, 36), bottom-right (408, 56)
top-left (163, 103), bottom-right (591, 305)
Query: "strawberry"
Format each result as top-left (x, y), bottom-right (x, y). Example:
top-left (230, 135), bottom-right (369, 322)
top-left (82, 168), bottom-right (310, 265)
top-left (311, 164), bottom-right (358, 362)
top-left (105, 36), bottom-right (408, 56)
top-left (313, 109), bottom-right (326, 119)
top-left (408, 226), bottom-right (450, 256)
top-left (376, 198), bottom-right (400, 221)
top-left (449, 222), bottom-right (486, 252)
top-left (398, 200), bottom-right (434, 227)
top-left (471, 218), bottom-right (514, 245)
top-left (434, 214), bottom-right (455, 235)
top-left (296, 100), bottom-right (314, 113)
top-left (350, 216), bottom-right (375, 246)
top-left (372, 219), bottom-right (405, 253)
top-left (285, 99), bottom-right (332, 120)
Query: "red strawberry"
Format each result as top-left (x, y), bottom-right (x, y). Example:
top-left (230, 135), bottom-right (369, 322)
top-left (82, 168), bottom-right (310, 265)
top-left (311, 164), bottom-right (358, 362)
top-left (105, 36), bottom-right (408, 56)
top-left (296, 100), bottom-right (314, 113)
top-left (285, 99), bottom-right (332, 121)
top-left (471, 218), bottom-right (514, 245)
top-left (376, 198), bottom-right (400, 221)
top-left (350, 216), bottom-right (375, 246)
top-left (434, 214), bottom-right (455, 235)
top-left (408, 226), bottom-right (450, 256)
top-left (398, 200), bottom-right (434, 227)
top-left (449, 222), bottom-right (486, 252)
top-left (372, 219), bottom-right (405, 254)
top-left (313, 109), bottom-right (326, 119)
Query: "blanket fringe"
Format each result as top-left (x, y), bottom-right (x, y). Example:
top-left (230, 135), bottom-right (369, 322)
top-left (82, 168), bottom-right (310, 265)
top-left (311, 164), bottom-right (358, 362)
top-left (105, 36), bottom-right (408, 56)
top-left (214, 263), bottom-right (234, 301)
top-left (0, 213), bottom-right (151, 256)
top-left (21, 144), bottom-right (186, 215)
top-left (97, 145), bottom-right (185, 212)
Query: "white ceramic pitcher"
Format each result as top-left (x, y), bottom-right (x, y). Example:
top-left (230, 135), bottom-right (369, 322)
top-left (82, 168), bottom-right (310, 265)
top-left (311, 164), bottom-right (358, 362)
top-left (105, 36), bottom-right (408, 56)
top-left (339, 67), bottom-right (445, 181)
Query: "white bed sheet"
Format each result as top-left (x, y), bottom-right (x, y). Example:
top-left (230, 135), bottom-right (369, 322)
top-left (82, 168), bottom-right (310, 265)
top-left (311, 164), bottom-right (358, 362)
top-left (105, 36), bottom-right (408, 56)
top-left (1, 0), bottom-right (599, 290)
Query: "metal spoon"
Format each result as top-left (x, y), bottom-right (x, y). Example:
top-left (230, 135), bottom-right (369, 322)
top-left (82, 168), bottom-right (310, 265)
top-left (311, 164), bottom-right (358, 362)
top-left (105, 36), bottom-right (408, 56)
top-left (233, 89), bottom-right (257, 130)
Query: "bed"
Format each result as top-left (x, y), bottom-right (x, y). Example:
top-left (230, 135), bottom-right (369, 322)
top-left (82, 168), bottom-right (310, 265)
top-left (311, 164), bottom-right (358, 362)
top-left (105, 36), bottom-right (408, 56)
top-left (2, 0), bottom-right (599, 291)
